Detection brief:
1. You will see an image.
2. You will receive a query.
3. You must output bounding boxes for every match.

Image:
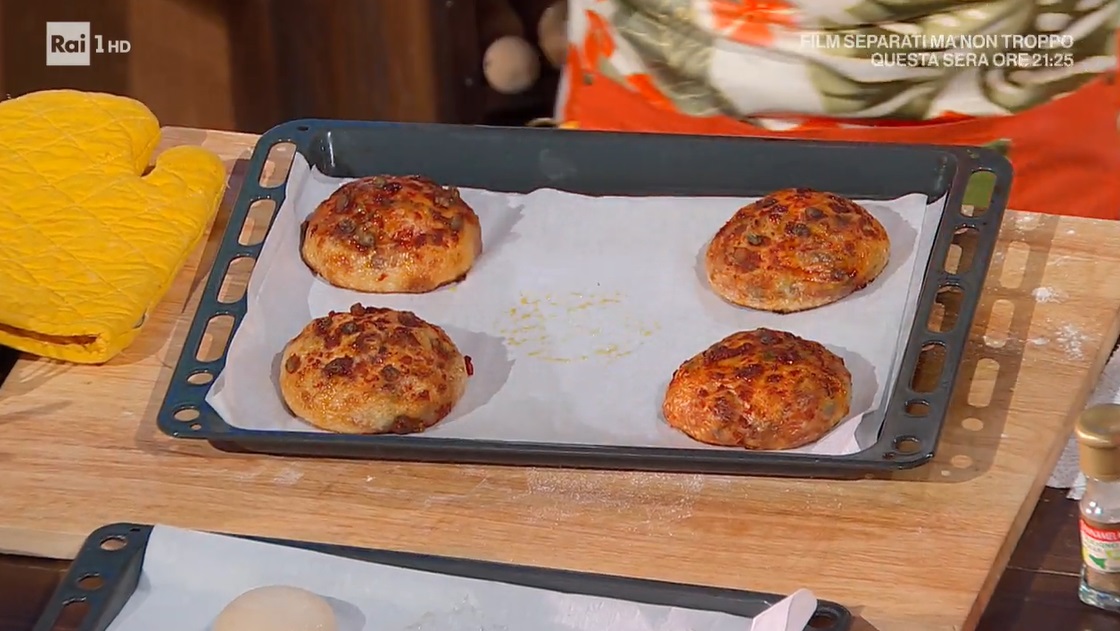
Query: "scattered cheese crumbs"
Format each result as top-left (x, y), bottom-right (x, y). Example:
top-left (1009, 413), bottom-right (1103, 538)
top-left (498, 290), bottom-right (658, 363)
top-left (272, 466), bottom-right (303, 486)
top-left (983, 334), bottom-right (1009, 348)
top-left (1016, 213), bottom-right (1039, 231)
top-left (1056, 324), bottom-right (1088, 361)
top-left (1032, 287), bottom-right (1059, 303)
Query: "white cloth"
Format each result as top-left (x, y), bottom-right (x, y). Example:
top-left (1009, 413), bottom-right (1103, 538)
top-left (1047, 346), bottom-right (1120, 499)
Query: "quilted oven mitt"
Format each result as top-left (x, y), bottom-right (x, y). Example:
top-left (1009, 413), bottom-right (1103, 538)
top-left (0, 90), bottom-right (226, 363)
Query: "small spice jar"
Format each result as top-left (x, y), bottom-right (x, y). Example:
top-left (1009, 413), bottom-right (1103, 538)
top-left (1076, 403), bottom-right (1120, 612)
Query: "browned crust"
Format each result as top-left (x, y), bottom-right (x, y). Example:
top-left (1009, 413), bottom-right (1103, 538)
top-left (278, 303), bottom-right (470, 434)
top-left (301, 175), bottom-right (482, 293)
top-left (662, 328), bottom-right (852, 450)
top-left (704, 188), bottom-right (890, 313)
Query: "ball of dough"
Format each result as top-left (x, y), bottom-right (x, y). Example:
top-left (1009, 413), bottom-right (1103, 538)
top-left (662, 328), bottom-right (852, 450)
top-left (704, 188), bottom-right (891, 313)
top-left (301, 175), bottom-right (482, 294)
top-left (483, 35), bottom-right (541, 94)
top-left (279, 303), bottom-right (470, 434)
top-left (212, 585), bottom-right (337, 631)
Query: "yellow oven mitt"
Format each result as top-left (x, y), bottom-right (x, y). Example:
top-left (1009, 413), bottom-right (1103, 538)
top-left (0, 90), bottom-right (227, 364)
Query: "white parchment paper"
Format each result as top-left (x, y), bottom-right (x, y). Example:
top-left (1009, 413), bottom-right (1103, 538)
top-left (207, 154), bottom-right (945, 455)
top-left (104, 525), bottom-right (815, 631)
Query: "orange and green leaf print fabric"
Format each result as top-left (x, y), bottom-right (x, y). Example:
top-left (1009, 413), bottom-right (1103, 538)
top-left (556, 0), bottom-right (1120, 219)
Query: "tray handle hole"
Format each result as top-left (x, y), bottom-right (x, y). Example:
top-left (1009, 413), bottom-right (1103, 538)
top-left (47, 600), bottom-right (90, 631)
top-left (217, 257), bottom-right (256, 304)
top-left (894, 436), bottom-right (922, 454)
top-left (196, 315), bottom-right (235, 363)
top-left (297, 124), bottom-right (310, 132)
top-left (927, 285), bottom-right (964, 333)
top-left (944, 227), bottom-right (979, 275)
top-left (910, 343), bottom-right (947, 393)
top-left (905, 400), bottom-right (930, 416)
top-left (187, 371), bottom-right (214, 386)
top-left (960, 170), bottom-right (995, 217)
top-left (173, 407), bottom-right (200, 422)
top-left (99, 536), bottom-right (127, 551)
top-left (258, 141), bottom-right (296, 188)
top-left (807, 611), bottom-right (838, 628)
top-left (76, 574), bottom-right (104, 590)
top-left (238, 199), bottom-right (277, 246)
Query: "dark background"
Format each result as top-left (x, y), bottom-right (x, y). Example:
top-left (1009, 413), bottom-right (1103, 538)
top-left (0, 0), bottom-right (559, 133)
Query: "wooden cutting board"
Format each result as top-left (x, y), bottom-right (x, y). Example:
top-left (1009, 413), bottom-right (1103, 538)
top-left (0, 127), bottom-right (1118, 631)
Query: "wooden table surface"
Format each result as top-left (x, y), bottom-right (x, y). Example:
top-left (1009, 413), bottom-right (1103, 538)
top-left (1, 127), bottom-right (1119, 631)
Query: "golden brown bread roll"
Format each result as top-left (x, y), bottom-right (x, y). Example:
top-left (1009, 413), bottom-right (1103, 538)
top-left (705, 188), bottom-right (890, 313)
top-left (301, 175), bottom-right (482, 293)
top-left (279, 304), bottom-right (471, 434)
top-left (662, 328), bottom-right (851, 450)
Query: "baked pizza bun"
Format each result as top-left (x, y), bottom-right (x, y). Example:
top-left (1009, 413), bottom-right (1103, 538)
top-left (704, 188), bottom-right (890, 313)
top-left (279, 303), bottom-right (471, 434)
top-left (662, 328), bottom-right (851, 450)
top-left (301, 175), bottom-right (482, 293)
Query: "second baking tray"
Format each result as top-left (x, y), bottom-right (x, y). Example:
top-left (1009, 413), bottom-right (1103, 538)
top-left (33, 523), bottom-right (852, 631)
top-left (157, 120), bottom-right (1010, 477)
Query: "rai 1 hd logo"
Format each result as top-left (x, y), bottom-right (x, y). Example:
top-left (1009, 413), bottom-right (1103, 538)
top-left (45, 22), bottom-right (131, 66)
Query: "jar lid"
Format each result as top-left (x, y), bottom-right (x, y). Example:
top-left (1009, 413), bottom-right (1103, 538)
top-left (1076, 404), bottom-right (1120, 480)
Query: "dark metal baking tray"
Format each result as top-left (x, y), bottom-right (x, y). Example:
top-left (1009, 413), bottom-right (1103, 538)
top-left (33, 522), bottom-right (852, 631)
top-left (156, 119), bottom-right (1011, 477)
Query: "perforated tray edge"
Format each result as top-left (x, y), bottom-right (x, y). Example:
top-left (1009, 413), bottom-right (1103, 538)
top-left (32, 523), bottom-right (853, 631)
top-left (155, 119), bottom-right (1011, 478)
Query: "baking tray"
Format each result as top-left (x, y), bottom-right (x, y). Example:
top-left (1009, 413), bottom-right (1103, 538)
top-left (156, 119), bottom-right (1011, 477)
top-left (33, 522), bottom-right (853, 631)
